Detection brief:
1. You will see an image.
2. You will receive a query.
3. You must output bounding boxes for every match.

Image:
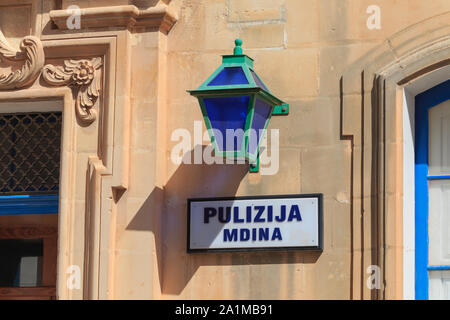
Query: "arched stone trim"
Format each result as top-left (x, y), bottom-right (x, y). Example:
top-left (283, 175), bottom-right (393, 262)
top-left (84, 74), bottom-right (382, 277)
top-left (341, 11), bottom-right (450, 300)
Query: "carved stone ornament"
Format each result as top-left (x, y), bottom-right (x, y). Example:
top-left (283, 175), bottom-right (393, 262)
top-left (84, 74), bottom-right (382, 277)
top-left (42, 58), bottom-right (103, 126)
top-left (0, 30), bottom-right (45, 90)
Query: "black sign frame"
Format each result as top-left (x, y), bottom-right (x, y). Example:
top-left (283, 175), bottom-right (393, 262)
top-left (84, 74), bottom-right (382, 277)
top-left (187, 194), bottom-right (323, 253)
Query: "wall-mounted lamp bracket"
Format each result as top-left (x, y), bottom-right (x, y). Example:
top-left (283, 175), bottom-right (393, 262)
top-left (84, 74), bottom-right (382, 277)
top-left (272, 103), bottom-right (289, 116)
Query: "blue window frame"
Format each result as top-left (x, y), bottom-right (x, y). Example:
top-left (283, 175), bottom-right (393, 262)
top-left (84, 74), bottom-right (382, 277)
top-left (415, 79), bottom-right (450, 300)
top-left (0, 195), bottom-right (58, 215)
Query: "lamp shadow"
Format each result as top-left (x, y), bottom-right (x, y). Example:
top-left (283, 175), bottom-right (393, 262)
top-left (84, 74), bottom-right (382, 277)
top-left (127, 145), bottom-right (321, 296)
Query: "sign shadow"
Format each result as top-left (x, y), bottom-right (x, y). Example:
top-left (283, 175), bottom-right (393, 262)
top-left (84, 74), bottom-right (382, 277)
top-left (127, 145), bottom-right (321, 296)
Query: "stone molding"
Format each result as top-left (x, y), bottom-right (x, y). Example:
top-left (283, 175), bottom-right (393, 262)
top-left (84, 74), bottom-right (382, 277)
top-left (42, 58), bottom-right (102, 126)
top-left (0, 33), bottom-right (128, 299)
top-left (0, 29), bottom-right (103, 126)
top-left (0, 30), bottom-right (45, 90)
top-left (49, 4), bottom-right (178, 33)
top-left (340, 11), bottom-right (450, 299)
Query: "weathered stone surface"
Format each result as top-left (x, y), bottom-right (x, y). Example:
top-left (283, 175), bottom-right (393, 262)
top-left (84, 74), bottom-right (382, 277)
top-left (0, 0), bottom-right (449, 301)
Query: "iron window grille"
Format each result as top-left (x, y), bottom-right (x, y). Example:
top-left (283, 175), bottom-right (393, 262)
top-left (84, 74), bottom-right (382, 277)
top-left (0, 112), bottom-right (62, 196)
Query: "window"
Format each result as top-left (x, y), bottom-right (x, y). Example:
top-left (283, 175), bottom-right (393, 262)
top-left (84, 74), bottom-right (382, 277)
top-left (415, 79), bottom-right (450, 300)
top-left (0, 239), bottom-right (43, 287)
top-left (0, 111), bottom-right (61, 300)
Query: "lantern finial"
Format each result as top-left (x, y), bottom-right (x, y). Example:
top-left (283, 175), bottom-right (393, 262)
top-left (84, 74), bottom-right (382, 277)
top-left (234, 38), bottom-right (243, 55)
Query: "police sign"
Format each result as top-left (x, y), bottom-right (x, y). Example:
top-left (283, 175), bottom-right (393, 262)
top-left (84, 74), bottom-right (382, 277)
top-left (187, 194), bottom-right (323, 252)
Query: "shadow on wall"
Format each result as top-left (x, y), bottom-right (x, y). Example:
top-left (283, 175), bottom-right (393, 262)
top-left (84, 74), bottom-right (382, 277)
top-left (127, 145), bottom-right (321, 296)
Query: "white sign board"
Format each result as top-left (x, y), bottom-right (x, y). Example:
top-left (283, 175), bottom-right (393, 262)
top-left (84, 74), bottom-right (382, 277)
top-left (187, 194), bottom-right (322, 252)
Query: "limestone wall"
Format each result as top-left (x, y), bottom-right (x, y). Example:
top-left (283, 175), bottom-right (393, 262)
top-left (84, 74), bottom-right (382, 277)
top-left (0, 0), bottom-right (449, 300)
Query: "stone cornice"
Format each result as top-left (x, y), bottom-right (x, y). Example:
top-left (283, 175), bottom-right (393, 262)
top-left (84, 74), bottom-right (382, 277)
top-left (49, 4), bottom-right (178, 33)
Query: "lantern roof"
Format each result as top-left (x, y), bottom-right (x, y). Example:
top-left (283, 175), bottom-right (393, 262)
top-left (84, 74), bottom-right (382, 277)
top-left (188, 39), bottom-right (286, 108)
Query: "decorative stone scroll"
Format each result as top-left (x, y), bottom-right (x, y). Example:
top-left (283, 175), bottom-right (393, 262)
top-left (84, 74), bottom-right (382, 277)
top-left (42, 58), bottom-right (103, 126)
top-left (0, 29), bottom-right (102, 126)
top-left (0, 30), bottom-right (45, 90)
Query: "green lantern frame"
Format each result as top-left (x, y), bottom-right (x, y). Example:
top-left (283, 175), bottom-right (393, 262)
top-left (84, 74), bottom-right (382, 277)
top-left (188, 39), bottom-right (289, 173)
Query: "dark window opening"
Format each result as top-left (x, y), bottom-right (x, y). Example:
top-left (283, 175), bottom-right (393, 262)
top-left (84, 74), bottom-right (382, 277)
top-left (0, 239), bottom-right (43, 287)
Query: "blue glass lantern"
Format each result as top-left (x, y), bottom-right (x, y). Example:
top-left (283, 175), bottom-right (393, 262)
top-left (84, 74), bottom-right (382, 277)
top-left (188, 39), bottom-right (289, 172)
